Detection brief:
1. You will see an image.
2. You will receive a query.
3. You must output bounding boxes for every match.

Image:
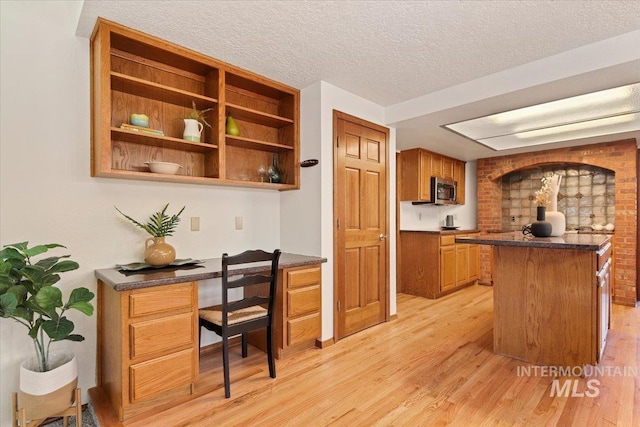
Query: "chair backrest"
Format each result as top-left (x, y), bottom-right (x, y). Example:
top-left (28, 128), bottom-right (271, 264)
top-left (220, 249), bottom-right (281, 330)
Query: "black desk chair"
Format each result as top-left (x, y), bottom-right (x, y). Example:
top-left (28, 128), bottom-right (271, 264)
top-left (198, 249), bottom-right (281, 398)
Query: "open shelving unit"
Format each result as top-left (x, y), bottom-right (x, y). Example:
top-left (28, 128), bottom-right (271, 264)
top-left (91, 18), bottom-right (300, 189)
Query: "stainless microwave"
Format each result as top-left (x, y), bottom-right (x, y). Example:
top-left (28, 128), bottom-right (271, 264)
top-left (431, 177), bottom-right (457, 205)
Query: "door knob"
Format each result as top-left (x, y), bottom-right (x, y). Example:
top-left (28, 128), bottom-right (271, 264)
top-left (379, 234), bottom-right (387, 241)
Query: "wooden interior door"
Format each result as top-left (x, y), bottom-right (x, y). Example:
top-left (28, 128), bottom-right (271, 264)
top-left (334, 110), bottom-right (389, 340)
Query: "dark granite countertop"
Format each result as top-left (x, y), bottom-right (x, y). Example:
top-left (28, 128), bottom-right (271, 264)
top-left (400, 229), bottom-right (480, 235)
top-left (95, 253), bottom-right (327, 291)
top-left (455, 232), bottom-right (611, 251)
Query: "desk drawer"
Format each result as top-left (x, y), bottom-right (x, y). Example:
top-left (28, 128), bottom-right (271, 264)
top-left (129, 282), bottom-right (194, 318)
top-left (129, 348), bottom-right (195, 403)
top-left (287, 313), bottom-right (320, 346)
top-left (130, 313), bottom-right (193, 359)
top-left (287, 266), bottom-right (321, 289)
top-left (287, 286), bottom-right (320, 317)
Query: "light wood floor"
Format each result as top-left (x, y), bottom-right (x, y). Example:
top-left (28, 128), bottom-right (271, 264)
top-left (93, 285), bottom-right (639, 426)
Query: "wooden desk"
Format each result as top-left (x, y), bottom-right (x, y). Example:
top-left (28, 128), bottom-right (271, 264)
top-left (94, 253), bottom-right (325, 422)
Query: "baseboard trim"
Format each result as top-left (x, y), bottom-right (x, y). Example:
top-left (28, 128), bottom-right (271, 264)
top-left (315, 337), bottom-right (335, 349)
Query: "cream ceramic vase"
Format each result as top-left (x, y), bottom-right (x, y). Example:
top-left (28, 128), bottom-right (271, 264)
top-left (183, 118), bottom-right (203, 142)
top-left (144, 237), bottom-right (176, 266)
top-left (546, 181), bottom-right (566, 237)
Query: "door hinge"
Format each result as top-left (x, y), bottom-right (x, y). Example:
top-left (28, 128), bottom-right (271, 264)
top-left (337, 219), bottom-right (340, 229)
top-left (337, 136), bottom-right (340, 147)
top-left (337, 300), bottom-right (341, 311)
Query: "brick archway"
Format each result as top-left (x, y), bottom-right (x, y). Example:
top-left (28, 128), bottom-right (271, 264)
top-left (477, 139), bottom-right (637, 306)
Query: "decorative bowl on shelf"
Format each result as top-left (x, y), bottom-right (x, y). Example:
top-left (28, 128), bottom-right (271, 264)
top-left (130, 113), bottom-right (149, 127)
top-left (145, 161), bottom-right (182, 175)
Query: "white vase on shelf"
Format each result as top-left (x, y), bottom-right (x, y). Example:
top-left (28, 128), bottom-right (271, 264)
top-left (546, 175), bottom-right (566, 237)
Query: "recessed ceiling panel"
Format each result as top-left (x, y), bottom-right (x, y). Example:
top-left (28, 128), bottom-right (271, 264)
top-left (444, 83), bottom-right (640, 150)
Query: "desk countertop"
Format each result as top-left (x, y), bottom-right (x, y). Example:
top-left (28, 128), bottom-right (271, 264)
top-left (95, 253), bottom-right (327, 291)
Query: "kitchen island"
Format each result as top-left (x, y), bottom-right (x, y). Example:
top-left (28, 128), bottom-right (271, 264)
top-left (456, 232), bottom-right (612, 366)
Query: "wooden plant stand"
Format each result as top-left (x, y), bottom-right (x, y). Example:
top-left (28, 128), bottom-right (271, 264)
top-left (12, 388), bottom-right (81, 427)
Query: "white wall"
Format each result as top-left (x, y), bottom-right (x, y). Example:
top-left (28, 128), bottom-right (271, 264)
top-left (399, 161), bottom-right (478, 230)
top-left (283, 81), bottom-right (397, 342)
top-left (0, 2), bottom-right (281, 424)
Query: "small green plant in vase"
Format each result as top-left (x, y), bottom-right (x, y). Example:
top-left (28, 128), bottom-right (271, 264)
top-left (115, 203), bottom-right (185, 266)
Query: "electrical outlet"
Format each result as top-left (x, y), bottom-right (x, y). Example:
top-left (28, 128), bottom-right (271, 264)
top-left (235, 216), bottom-right (243, 230)
top-left (511, 216), bottom-right (516, 222)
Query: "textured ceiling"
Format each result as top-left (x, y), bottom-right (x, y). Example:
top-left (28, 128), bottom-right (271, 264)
top-left (76, 0), bottom-right (640, 160)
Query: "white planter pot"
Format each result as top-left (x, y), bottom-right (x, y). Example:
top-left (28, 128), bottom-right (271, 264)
top-left (19, 351), bottom-right (78, 420)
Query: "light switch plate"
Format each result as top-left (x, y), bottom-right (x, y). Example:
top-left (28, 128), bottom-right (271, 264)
top-left (235, 216), bottom-right (243, 230)
top-left (190, 217), bottom-right (200, 231)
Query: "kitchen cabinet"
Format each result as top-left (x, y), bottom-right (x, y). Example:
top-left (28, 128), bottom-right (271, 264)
top-left (399, 148), bottom-right (466, 203)
top-left (465, 233), bottom-right (613, 366)
top-left (399, 148), bottom-right (432, 201)
top-left (90, 18), bottom-right (299, 190)
top-left (454, 160), bottom-right (465, 205)
top-left (399, 231), bottom-right (480, 298)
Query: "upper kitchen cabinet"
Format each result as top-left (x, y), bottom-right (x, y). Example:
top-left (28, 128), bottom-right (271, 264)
top-left (399, 148), bottom-right (466, 204)
top-left (454, 159), bottom-right (465, 205)
top-left (399, 148), bottom-right (432, 201)
top-left (90, 18), bottom-right (300, 190)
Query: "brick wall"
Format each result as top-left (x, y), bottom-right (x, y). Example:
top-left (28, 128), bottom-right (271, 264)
top-left (477, 139), bottom-right (637, 306)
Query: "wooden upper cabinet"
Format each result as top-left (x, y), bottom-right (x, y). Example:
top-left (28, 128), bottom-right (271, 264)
top-left (441, 157), bottom-right (455, 180)
top-left (90, 18), bottom-right (300, 190)
top-left (400, 148), bottom-right (432, 202)
top-left (454, 160), bottom-right (466, 205)
top-left (399, 148), bottom-right (466, 204)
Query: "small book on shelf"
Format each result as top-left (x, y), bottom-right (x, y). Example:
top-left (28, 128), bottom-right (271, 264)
top-left (120, 123), bottom-right (165, 136)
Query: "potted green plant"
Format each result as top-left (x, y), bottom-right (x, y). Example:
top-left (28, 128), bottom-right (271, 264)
top-left (0, 242), bottom-right (94, 420)
top-left (115, 203), bottom-right (185, 266)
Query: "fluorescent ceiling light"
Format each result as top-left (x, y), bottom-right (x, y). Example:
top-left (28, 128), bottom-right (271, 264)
top-left (444, 83), bottom-right (640, 151)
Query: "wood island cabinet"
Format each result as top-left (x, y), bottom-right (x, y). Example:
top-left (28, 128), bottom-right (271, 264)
top-left (400, 231), bottom-right (480, 298)
top-left (482, 236), bottom-right (613, 366)
top-left (90, 18), bottom-right (299, 190)
top-left (399, 148), bottom-right (466, 203)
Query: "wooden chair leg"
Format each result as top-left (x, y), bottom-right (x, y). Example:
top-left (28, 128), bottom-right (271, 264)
top-left (242, 333), bottom-right (248, 358)
top-left (267, 325), bottom-right (276, 378)
top-left (222, 336), bottom-right (231, 398)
